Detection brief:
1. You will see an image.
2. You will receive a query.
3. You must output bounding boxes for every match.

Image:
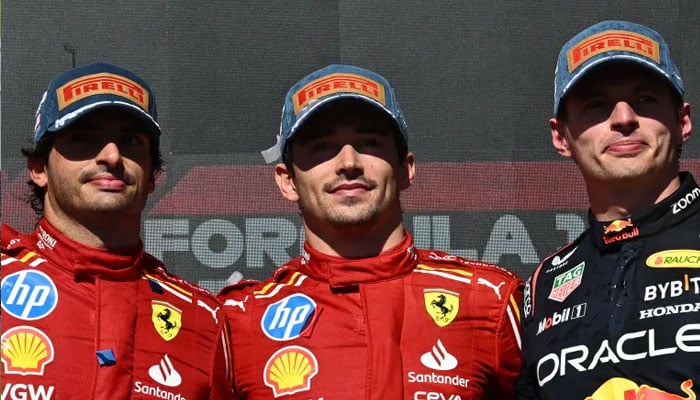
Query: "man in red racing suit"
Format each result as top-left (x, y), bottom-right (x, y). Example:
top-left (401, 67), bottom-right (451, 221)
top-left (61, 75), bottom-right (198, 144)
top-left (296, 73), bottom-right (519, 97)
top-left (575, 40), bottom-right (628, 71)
top-left (2, 222), bottom-right (234, 399)
top-left (1, 63), bottom-right (235, 399)
top-left (219, 64), bottom-right (523, 399)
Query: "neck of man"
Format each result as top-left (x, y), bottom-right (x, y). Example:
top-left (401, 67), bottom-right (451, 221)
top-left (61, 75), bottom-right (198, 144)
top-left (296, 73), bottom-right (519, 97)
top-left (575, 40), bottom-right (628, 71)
top-left (43, 209), bottom-right (143, 252)
top-left (587, 172), bottom-right (682, 221)
top-left (304, 217), bottom-right (407, 259)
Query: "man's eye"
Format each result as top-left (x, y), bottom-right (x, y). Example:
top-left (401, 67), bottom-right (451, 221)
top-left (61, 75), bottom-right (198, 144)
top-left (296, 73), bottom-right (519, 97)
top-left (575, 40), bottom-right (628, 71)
top-left (122, 135), bottom-right (145, 146)
top-left (583, 100), bottom-right (606, 110)
top-left (310, 142), bottom-right (332, 152)
top-left (637, 95), bottom-right (658, 104)
top-left (358, 139), bottom-right (380, 148)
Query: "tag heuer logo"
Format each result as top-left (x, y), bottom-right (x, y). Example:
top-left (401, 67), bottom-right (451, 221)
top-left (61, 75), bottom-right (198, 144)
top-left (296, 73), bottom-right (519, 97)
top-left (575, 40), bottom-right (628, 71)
top-left (424, 289), bottom-right (459, 327)
top-left (151, 301), bottom-right (182, 341)
top-left (548, 262), bottom-right (585, 302)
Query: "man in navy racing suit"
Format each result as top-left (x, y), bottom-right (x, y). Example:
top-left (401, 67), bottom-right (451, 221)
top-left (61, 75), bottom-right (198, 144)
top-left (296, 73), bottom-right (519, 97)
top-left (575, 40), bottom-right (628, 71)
top-left (517, 20), bottom-right (700, 400)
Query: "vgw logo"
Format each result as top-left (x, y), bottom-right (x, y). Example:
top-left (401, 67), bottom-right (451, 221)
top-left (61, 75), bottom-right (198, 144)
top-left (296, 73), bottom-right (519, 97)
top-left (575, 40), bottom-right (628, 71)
top-left (261, 294), bottom-right (316, 341)
top-left (2, 270), bottom-right (58, 320)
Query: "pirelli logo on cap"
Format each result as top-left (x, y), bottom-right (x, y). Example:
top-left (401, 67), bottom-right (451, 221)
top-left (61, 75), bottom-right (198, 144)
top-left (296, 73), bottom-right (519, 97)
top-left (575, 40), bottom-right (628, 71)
top-left (293, 73), bottom-right (386, 114)
top-left (56, 72), bottom-right (150, 111)
top-left (567, 30), bottom-right (661, 73)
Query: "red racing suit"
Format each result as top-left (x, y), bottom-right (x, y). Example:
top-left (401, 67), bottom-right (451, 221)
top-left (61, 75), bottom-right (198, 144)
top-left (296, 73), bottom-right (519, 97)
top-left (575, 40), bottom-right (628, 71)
top-left (1, 220), bottom-right (235, 400)
top-left (218, 232), bottom-right (523, 399)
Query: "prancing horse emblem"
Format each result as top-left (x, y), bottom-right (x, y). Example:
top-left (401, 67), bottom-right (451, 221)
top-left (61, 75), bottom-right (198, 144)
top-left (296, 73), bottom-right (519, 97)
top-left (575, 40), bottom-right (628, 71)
top-left (424, 289), bottom-right (459, 327)
top-left (151, 301), bottom-right (183, 341)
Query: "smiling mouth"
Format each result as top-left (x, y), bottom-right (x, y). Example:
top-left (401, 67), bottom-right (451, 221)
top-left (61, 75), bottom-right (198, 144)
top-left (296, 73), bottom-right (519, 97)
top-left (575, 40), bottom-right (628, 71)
top-left (606, 140), bottom-right (646, 155)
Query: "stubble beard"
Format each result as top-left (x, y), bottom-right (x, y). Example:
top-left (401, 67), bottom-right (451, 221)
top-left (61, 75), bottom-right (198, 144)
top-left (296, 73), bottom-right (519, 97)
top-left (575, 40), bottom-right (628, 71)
top-left (298, 194), bottom-right (384, 228)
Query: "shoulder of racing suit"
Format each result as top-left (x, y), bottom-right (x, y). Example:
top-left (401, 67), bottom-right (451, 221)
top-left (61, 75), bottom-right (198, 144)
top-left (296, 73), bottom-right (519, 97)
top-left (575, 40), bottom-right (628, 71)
top-left (521, 230), bottom-right (590, 322)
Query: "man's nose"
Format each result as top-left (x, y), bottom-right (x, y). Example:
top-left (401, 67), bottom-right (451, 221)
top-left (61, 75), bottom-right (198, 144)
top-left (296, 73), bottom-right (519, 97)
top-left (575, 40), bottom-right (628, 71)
top-left (609, 101), bottom-right (640, 135)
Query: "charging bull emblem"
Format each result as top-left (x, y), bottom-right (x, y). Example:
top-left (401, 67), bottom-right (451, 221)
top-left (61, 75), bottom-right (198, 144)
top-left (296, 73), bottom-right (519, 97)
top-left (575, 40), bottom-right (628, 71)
top-left (151, 301), bottom-right (183, 341)
top-left (585, 377), bottom-right (695, 400)
top-left (424, 289), bottom-right (459, 327)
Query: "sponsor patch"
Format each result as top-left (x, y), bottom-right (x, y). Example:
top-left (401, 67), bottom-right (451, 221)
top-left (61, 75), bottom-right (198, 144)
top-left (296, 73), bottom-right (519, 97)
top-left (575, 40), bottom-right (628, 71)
top-left (264, 346), bottom-right (318, 397)
top-left (2, 383), bottom-right (55, 400)
top-left (1, 270), bottom-right (58, 321)
top-left (672, 187), bottom-right (700, 214)
top-left (56, 72), bottom-right (149, 111)
top-left (536, 303), bottom-right (587, 335)
top-left (585, 377), bottom-right (695, 400)
top-left (646, 250), bottom-right (700, 268)
top-left (151, 301), bottom-right (182, 341)
top-left (261, 294), bottom-right (316, 341)
top-left (548, 246), bottom-right (578, 271)
top-left (523, 277), bottom-right (532, 318)
top-left (420, 340), bottom-right (458, 371)
top-left (292, 73), bottom-right (386, 114)
top-left (424, 289), bottom-right (459, 327)
top-left (148, 354), bottom-right (182, 387)
top-left (548, 262), bottom-right (585, 302)
top-left (566, 30), bottom-right (661, 73)
top-left (1, 326), bottom-right (55, 376)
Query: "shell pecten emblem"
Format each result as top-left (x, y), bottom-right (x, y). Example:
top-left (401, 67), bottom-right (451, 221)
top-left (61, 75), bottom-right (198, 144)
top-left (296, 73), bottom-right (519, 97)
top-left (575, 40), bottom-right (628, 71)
top-left (1, 326), bottom-right (55, 375)
top-left (264, 345), bottom-right (318, 397)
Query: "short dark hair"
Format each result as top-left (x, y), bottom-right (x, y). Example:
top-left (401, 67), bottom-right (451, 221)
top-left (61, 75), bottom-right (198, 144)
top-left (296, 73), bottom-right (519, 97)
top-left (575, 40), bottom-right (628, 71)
top-left (20, 130), bottom-right (164, 217)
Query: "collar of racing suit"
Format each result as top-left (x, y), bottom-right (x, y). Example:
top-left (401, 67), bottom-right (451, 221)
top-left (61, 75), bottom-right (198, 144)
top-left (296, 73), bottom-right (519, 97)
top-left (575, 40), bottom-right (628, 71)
top-left (296, 230), bottom-right (419, 288)
top-left (32, 218), bottom-right (146, 281)
top-left (588, 171), bottom-right (700, 251)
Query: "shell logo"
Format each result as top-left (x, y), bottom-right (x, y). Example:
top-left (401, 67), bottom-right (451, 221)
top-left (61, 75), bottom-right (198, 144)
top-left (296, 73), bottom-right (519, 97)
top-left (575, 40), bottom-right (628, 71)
top-left (264, 345), bottom-right (318, 397)
top-left (1, 326), bottom-right (55, 375)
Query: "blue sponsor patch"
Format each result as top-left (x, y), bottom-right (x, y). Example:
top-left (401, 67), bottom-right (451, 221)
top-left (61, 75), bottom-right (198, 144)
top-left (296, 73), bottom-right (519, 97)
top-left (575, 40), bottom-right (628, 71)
top-left (261, 294), bottom-right (316, 341)
top-left (1, 270), bottom-right (58, 320)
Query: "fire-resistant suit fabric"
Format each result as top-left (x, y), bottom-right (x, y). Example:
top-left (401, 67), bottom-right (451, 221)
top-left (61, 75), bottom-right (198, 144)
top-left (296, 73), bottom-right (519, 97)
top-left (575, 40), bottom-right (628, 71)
top-left (517, 172), bottom-right (700, 400)
top-left (0, 220), bottom-right (235, 400)
top-left (218, 232), bottom-right (523, 400)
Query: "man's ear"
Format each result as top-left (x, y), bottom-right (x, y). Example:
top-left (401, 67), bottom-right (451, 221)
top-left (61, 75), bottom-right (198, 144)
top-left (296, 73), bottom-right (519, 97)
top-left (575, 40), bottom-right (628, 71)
top-left (679, 102), bottom-right (692, 144)
top-left (398, 152), bottom-right (416, 191)
top-left (28, 158), bottom-right (49, 188)
top-left (274, 163), bottom-right (299, 202)
top-left (550, 118), bottom-right (572, 158)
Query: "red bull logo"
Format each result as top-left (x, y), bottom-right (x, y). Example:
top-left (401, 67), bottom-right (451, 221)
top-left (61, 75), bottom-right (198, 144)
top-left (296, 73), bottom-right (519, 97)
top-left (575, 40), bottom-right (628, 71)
top-left (603, 218), bottom-right (634, 234)
top-left (585, 377), bottom-right (695, 400)
top-left (602, 219), bottom-right (640, 245)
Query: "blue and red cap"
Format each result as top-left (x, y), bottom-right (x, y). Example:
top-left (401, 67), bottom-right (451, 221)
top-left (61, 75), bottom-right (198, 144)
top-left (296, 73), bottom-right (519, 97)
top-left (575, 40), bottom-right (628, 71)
top-left (33, 62), bottom-right (161, 142)
top-left (553, 20), bottom-right (683, 116)
top-left (261, 64), bottom-right (409, 163)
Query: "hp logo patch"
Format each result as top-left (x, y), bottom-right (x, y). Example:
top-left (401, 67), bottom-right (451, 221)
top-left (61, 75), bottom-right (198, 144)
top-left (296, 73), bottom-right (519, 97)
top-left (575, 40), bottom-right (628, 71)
top-left (261, 294), bottom-right (316, 341)
top-left (2, 270), bottom-right (58, 320)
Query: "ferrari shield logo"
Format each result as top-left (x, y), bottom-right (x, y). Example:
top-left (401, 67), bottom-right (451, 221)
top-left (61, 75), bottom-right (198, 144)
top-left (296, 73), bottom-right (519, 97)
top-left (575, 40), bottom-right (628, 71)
top-left (424, 289), bottom-right (459, 327)
top-left (151, 301), bottom-right (182, 341)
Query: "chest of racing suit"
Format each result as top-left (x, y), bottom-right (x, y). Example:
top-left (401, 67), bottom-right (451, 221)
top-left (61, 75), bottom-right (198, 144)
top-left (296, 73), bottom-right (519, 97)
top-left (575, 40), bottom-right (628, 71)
top-left (518, 172), bottom-right (700, 400)
top-left (219, 232), bottom-right (523, 400)
top-left (1, 220), bottom-right (235, 400)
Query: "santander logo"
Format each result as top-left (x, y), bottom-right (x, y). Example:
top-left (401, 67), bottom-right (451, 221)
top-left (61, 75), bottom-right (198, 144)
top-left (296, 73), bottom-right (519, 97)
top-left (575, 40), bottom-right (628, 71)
top-left (148, 354), bottom-right (182, 387)
top-left (420, 340), bottom-right (458, 371)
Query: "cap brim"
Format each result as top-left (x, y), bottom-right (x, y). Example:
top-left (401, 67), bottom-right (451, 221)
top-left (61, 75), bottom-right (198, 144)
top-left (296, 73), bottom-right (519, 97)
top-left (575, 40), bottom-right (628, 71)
top-left (46, 100), bottom-right (161, 137)
top-left (289, 94), bottom-right (402, 142)
top-left (559, 55), bottom-right (680, 112)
